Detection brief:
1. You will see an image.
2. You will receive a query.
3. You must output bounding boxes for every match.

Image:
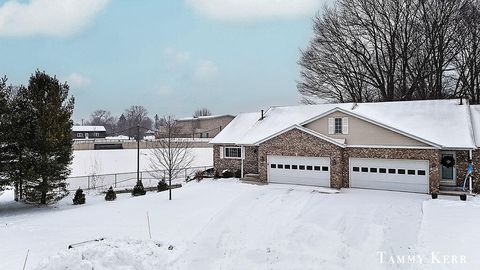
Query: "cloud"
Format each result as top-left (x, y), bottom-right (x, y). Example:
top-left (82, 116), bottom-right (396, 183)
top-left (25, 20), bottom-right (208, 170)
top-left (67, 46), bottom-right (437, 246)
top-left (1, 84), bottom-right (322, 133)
top-left (163, 48), bottom-right (191, 68)
top-left (156, 84), bottom-right (174, 96)
top-left (185, 0), bottom-right (322, 21)
top-left (0, 0), bottom-right (110, 37)
top-left (63, 73), bottom-right (91, 89)
top-left (193, 60), bottom-right (219, 82)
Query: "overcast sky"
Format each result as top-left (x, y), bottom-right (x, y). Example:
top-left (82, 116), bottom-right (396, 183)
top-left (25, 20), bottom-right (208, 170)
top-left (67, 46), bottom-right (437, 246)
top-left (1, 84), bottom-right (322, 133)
top-left (0, 0), bottom-right (332, 123)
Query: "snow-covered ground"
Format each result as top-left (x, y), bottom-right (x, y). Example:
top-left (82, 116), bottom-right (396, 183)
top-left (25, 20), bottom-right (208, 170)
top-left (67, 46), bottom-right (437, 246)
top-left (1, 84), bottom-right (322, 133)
top-left (0, 180), bottom-right (478, 270)
top-left (70, 148), bottom-right (213, 177)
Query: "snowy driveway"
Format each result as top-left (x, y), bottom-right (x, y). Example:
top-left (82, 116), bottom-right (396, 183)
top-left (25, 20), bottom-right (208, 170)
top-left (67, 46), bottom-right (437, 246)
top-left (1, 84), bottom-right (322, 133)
top-left (0, 180), bottom-right (478, 269)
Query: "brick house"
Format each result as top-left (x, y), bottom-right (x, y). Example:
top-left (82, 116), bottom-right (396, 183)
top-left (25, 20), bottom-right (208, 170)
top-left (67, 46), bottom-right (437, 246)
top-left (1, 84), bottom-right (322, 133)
top-left (210, 100), bottom-right (480, 194)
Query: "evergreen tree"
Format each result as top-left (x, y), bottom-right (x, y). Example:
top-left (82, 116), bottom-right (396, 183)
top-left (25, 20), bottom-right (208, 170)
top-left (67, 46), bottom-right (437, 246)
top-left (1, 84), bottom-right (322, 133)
top-left (0, 76), bottom-right (10, 192)
top-left (105, 186), bottom-right (116, 201)
top-left (21, 71), bottom-right (74, 204)
top-left (73, 188), bottom-right (86, 205)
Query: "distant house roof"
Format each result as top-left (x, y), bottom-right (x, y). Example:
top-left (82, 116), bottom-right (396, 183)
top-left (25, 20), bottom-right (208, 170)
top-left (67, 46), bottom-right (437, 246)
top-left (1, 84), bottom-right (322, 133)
top-left (176, 114), bottom-right (235, 122)
top-left (72, 126), bottom-right (106, 132)
top-left (210, 99), bottom-right (477, 149)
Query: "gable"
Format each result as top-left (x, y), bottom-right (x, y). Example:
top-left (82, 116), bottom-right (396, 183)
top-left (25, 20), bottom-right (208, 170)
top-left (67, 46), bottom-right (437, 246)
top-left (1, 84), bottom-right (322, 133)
top-left (304, 111), bottom-right (430, 147)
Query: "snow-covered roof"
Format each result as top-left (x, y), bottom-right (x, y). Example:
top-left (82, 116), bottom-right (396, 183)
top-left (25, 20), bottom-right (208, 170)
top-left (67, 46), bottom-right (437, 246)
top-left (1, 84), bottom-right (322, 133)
top-left (470, 105), bottom-right (480, 147)
top-left (177, 114), bottom-right (235, 121)
top-left (210, 99), bottom-right (477, 149)
top-left (72, 126), bottom-right (106, 132)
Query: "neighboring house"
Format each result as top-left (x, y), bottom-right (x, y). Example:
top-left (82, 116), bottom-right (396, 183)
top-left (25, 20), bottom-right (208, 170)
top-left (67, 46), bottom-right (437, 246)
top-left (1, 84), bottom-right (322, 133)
top-left (72, 126), bottom-right (107, 140)
top-left (210, 99), bottom-right (480, 194)
top-left (174, 114), bottom-right (235, 138)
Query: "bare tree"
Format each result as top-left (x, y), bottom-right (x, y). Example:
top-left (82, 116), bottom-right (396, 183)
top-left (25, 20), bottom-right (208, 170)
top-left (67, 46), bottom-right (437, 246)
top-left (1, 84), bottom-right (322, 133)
top-left (149, 116), bottom-right (194, 200)
top-left (298, 0), bottom-right (469, 103)
top-left (86, 109), bottom-right (117, 135)
top-left (193, 107), bottom-right (212, 117)
top-left (124, 105), bottom-right (152, 138)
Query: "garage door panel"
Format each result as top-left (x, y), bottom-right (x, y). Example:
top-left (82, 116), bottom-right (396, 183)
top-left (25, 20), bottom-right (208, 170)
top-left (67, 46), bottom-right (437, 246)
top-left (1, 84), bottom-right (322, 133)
top-left (350, 158), bottom-right (429, 193)
top-left (268, 155), bottom-right (330, 187)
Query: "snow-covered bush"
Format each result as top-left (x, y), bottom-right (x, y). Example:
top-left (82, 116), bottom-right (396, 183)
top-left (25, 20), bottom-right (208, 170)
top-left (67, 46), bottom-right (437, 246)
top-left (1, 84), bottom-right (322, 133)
top-left (157, 180), bottom-right (168, 192)
top-left (221, 169), bottom-right (233, 178)
top-left (132, 181), bottom-right (146, 196)
top-left (214, 170), bottom-right (220, 179)
top-left (195, 170), bottom-right (204, 181)
top-left (72, 188), bottom-right (86, 205)
top-left (105, 187), bottom-right (116, 201)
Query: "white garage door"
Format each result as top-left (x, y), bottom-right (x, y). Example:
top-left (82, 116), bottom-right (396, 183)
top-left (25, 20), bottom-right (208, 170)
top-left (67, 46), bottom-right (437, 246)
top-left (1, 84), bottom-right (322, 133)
top-left (267, 155), bottom-right (330, 187)
top-left (350, 158), bottom-right (429, 193)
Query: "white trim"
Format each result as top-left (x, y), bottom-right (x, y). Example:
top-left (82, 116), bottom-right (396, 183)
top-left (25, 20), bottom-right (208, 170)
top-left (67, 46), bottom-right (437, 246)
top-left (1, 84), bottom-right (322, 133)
top-left (328, 118), bottom-right (334, 135)
top-left (467, 105), bottom-right (478, 147)
top-left (254, 124), bottom-right (346, 148)
top-left (219, 146), bottom-right (224, 159)
top-left (346, 145), bottom-right (437, 150)
top-left (342, 117), bottom-right (349, 134)
top-left (300, 107), bottom-right (442, 149)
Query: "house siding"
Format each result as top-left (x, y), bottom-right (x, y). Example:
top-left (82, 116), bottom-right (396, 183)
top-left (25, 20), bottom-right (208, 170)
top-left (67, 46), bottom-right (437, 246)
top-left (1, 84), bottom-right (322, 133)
top-left (257, 129), bottom-right (344, 188)
top-left (345, 148), bottom-right (441, 193)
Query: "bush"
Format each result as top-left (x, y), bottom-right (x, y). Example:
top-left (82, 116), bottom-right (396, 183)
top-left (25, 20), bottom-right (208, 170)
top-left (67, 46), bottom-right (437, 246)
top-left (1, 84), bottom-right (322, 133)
top-left (235, 169), bottom-right (241, 178)
top-left (132, 181), bottom-right (146, 196)
top-left (105, 186), bottom-right (117, 201)
top-left (73, 188), bottom-right (86, 205)
top-left (214, 170), bottom-right (220, 179)
top-left (222, 169), bottom-right (234, 178)
top-left (195, 170), bottom-right (204, 181)
top-left (157, 180), bottom-right (169, 192)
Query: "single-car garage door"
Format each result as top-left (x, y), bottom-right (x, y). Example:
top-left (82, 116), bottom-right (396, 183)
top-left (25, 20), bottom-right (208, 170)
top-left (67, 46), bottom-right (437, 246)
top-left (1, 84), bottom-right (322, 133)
top-left (349, 158), bottom-right (429, 193)
top-left (267, 155), bottom-right (330, 187)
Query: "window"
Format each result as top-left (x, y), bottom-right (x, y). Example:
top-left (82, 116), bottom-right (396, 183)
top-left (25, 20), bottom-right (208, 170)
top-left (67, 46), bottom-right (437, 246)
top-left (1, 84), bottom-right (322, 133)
top-left (76, 133), bottom-right (84, 138)
top-left (94, 132), bottom-right (100, 137)
top-left (306, 166), bottom-right (313, 170)
top-left (398, 169), bottom-right (406, 174)
top-left (299, 165), bottom-right (305, 170)
top-left (271, 164), bottom-right (276, 169)
top-left (407, 170), bottom-right (416, 175)
top-left (370, 168), bottom-right (378, 173)
top-left (388, 169), bottom-right (396, 174)
top-left (418, 170), bottom-right (426, 175)
top-left (361, 167), bottom-right (368, 172)
top-left (285, 165), bottom-right (291, 169)
top-left (292, 165), bottom-right (298, 169)
top-left (334, 118), bottom-right (343, 134)
top-left (314, 166), bottom-right (321, 171)
top-left (225, 147), bottom-right (242, 158)
top-left (322, 166), bottom-right (329, 172)
top-left (353, 167), bottom-right (360, 172)
top-left (278, 164), bottom-right (284, 169)
top-left (379, 168), bottom-right (387, 173)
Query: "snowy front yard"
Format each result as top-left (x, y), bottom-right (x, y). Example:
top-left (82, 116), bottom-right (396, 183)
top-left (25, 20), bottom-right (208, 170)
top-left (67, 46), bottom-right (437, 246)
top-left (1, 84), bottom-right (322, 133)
top-left (0, 180), bottom-right (479, 270)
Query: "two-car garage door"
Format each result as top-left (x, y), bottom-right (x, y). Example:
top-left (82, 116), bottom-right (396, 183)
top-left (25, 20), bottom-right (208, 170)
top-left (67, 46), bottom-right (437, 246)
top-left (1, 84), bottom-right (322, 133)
top-left (267, 155), bottom-right (330, 187)
top-left (349, 158), bottom-right (429, 193)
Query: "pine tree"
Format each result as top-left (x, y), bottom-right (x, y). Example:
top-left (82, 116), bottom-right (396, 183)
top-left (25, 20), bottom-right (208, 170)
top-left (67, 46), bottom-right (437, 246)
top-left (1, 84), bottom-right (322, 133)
top-left (0, 76), bottom-right (10, 192)
top-left (73, 188), bottom-right (86, 205)
top-left (105, 186), bottom-right (116, 201)
top-left (21, 71), bottom-right (74, 204)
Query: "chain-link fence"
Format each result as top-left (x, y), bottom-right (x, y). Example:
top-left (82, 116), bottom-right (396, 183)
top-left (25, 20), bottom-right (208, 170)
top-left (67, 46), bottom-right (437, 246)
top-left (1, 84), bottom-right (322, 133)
top-left (66, 166), bottom-right (212, 191)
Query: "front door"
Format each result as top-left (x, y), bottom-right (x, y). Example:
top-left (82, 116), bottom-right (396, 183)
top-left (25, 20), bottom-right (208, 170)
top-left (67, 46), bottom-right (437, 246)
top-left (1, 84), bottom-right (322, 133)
top-left (441, 153), bottom-right (455, 185)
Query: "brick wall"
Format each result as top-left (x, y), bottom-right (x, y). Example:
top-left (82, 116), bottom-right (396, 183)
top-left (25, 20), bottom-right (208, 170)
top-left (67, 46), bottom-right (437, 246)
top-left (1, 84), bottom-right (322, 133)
top-left (456, 150), bottom-right (480, 191)
top-left (345, 148), bottom-right (441, 193)
top-left (257, 129), bottom-right (344, 188)
top-left (213, 145), bottom-right (258, 175)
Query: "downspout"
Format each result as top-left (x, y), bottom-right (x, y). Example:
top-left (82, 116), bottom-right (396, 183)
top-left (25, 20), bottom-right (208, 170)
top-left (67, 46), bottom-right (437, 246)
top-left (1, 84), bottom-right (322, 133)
top-left (466, 104), bottom-right (476, 195)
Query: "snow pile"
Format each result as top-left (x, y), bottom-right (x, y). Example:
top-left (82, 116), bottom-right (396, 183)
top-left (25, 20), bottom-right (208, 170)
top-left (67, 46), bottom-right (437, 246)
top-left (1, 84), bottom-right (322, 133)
top-left (34, 238), bottom-right (166, 270)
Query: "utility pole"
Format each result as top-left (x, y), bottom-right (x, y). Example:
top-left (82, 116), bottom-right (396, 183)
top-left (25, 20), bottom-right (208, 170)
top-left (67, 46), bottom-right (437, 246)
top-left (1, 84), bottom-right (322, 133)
top-left (137, 125), bottom-right (140, 185)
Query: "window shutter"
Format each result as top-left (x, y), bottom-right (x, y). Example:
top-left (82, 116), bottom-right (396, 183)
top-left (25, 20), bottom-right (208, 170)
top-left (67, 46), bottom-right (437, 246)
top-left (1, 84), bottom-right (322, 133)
top-left (328, 118), bottom-right (335, 134)
top-left (220, 146), bottom-right (224, 159)
top-left (342, 117), bottom-right (349, 134)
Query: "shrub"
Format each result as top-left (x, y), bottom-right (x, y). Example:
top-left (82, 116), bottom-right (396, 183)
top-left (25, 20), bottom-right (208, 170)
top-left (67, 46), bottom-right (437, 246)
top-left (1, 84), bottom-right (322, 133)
top-left (157, 180), bottom-right (169, 192)
top-left (195, 170), bottom-right (204, 181)
top-left (132, 181), bottom-right (146, 196)
top-left (234, 169), bottom-right (241, 178)
top-left (73, 188), bottom-right (86, 205)
top-left (105, 186), bottom-right (117, 201)
top-left (214, 170), bottom-right (220, 179)
top-left (222, 169), bottom-right (234, 178)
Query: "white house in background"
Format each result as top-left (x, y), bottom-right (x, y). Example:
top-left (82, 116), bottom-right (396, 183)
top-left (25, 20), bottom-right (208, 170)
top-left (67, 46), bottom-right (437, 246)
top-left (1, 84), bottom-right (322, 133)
top-left (72, 126), bottom-right (107, 140)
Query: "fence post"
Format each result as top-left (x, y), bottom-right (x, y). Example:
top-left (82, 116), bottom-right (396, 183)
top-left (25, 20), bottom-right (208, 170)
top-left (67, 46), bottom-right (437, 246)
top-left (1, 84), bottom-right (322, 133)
top-left (114, 174), bottom-right (117, 188)
top-left (87, 176), bottom-right (90, 190)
